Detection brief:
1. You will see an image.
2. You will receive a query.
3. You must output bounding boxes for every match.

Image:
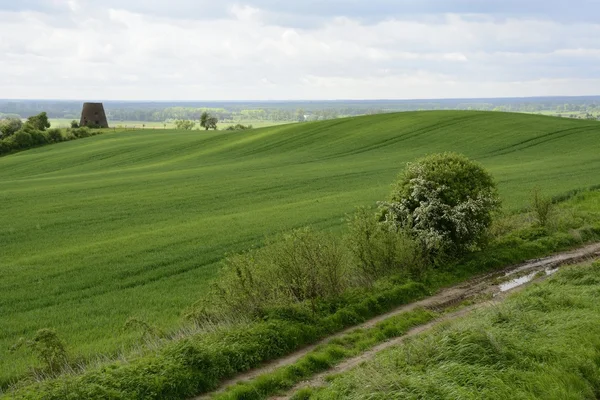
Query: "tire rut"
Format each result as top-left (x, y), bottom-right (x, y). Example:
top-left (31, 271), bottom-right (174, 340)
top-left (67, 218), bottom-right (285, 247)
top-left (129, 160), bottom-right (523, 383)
top-left (195, 242), bottom-right (600, 399)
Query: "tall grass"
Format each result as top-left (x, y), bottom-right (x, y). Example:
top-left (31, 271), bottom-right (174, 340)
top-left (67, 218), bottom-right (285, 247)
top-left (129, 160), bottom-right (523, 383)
top-left (306, 261), bottom-right (600, 399)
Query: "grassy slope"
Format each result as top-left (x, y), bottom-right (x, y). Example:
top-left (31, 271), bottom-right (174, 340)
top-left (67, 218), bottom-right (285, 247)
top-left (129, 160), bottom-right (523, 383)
top-left (307, 262), bottom-right (600, 400)
top-left (1, 111), bottom-right (599, 384)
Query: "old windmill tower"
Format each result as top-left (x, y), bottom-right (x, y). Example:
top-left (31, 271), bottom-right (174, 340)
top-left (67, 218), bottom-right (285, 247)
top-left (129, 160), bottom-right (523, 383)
top-left (80, 103), bottom-right (109, 128)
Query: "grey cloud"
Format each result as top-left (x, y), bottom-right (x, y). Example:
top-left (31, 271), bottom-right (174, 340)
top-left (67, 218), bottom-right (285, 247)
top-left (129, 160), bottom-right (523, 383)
top-left (3, 0), bottom-right (599, 24)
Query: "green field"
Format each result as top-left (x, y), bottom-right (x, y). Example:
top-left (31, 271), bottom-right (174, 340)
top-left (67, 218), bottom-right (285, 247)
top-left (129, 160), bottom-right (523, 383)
top-left (1, 111), bottom-right (599, 386)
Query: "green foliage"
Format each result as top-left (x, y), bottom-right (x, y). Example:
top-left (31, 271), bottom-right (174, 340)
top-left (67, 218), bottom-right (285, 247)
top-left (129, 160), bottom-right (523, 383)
top-left (200, 112), bottom-right (218, 130)
top-left (70, 126), bottom-right (92, 138)
top-left (191, 228), bottom-right (351, 321)
top-left (531, 187), bottom-right (554, 227)
top-left (0, 113), bottom-right (107, 156)
top-left (212, 309), bottom-right (437, 400)
top-left (10, 329), bottom-right (68, 375)
top-left (346, 207), bottom-right (426, 281)
top-left (70, 120), bottom-right (79, 129)
top-left (225, 124), bottom-right (253, 131)
top-left (382, 153), bottom-right (500, 256)
top-left (26, 112), bottom-right (51, 131)
top-left (174, 119), bottom-right (196, 130)
top-left (46, 129), bottom-right (63, 143)
top-left (7, 282), bottom-right (431, 399)
top-left (0, 117), bottom-right (23, 138)
top-left (12, 130), bottom-right (34, 148)
top-left (309, 262), bottom-right (600, 400)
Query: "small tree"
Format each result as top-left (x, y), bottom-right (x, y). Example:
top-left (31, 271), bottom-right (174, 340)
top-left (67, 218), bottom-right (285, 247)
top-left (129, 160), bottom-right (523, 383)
top-left (380, 153), bottom-right (500, 257)
top-left (200, 112), bottom-right (218, 130)
top-left (0, 117), bottom-right (23, 138)
top-left (26, 112), bottom-right (51, 131)
top-left (70, 120), bottom-right (79, 129)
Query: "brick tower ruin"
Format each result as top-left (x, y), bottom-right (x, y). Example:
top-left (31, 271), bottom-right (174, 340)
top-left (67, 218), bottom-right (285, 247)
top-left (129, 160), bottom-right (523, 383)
top-left (80, 103), bottom-right (109, 128)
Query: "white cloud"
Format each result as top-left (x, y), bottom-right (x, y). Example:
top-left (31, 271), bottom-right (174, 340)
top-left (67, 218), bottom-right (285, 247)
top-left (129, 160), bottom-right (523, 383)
top-left (0, 2), bottom-right (599, 100)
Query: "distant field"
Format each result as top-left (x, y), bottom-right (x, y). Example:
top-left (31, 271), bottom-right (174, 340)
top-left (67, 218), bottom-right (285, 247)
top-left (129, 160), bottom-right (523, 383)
top-left (48, 118), bottom-right (294, 129)
top-left (1, 111), bottom-right (599, 386)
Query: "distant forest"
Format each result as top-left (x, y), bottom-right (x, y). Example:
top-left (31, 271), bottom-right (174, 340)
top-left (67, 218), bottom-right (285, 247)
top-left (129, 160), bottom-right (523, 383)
top-left (1, 97), bottom-right (599, 123)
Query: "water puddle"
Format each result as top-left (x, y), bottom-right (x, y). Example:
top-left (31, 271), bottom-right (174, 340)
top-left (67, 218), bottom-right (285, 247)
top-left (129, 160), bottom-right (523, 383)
top-left (498, 267), bottom-right (560, 292)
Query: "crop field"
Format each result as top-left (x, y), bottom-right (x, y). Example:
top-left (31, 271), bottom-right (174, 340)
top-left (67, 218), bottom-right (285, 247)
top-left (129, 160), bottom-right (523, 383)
top-left (1, 111), bottom-right (599, 386)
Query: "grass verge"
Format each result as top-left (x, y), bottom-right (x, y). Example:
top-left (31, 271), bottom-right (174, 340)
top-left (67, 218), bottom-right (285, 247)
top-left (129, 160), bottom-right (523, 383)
top-left (211, 309), bottom-right (438, 400)
top-left (303, 261), bottom-right (600, 399)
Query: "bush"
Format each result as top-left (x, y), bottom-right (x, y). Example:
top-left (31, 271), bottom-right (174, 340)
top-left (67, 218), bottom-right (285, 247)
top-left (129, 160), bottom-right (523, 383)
top-left (0, 138), bottom-right (14, 155)
top-left (71, 126), bottom-right (92, 138)
top-left (12, 130), bottom-right (34, 148)
top-left (225, 124), bottom-right (253, 131)
top-left (30, 129), bottom-right (50, 145)
top-left (70, 120), bottom-right (79, 129)
top-left (175, 120), bottom-right (196, 130)
top-left (381, 153), bottom-right (500, 257)
top-left (0, 117), bottom-right (23, 138)
top-left (346, 207), bottom-right (426, 281)
top-left (11, 329), bottom-right (68, 374)
top-left (47, 128), bottom-right (64, 143)
top-left (191, 228), bottom-right (351, 321)
top-left (531, 187), bottom-right (553, 227)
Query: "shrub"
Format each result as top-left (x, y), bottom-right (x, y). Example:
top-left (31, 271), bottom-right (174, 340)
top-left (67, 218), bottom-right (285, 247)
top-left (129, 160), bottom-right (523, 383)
top-left (71, 126), bottom-right (92, 138)
top-left (225, 124), bottom-right (253, 131)
top-left (12, 130), bottom-right (34, 148)
top-left (70, 120), bottom-right (79, 129)
top-left (0, 138), bottom-right (14, 155)
top-left (30, 129), bottom-right (50, 145)
top-left (346, 207), bottom-right (426, 281)
top-left (11, 329), bottom-right (68, 374)
top-left (0, 117), bottom-right (23, 138)
top-left (268, 228), bottom-right (350, 307)
top-left (175, 120), bottom-right (196, 130)
top-left (190, 228), bottom-right (351, 322)
top-left (531, 187), bottom-right (553, 227)
top-left (381, 153), bottom-right (500, 257)
top-left (47, 128), bottom-right (64, 143)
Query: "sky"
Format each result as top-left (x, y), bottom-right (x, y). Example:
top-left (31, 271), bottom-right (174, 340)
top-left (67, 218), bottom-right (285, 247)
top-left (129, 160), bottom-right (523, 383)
top-left (0, 0), bottom-right (599, 100)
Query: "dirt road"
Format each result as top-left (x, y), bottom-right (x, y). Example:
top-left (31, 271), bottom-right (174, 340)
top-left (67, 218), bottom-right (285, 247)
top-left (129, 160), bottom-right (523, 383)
top-left (196, 242), bottom-right (600, 399)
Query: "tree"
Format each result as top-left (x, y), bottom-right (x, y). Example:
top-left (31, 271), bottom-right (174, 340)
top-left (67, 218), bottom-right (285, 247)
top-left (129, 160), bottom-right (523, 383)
top-left (0, 117), bottom-right (23, 138)
top-left (70, 120), bottom-right (79, 129)
top-left (200, 112), bottom-right (218, 130)
top-left (380, 153), bottom-right (500, 257)
top-left (26, 112), bottom-right (51, 131)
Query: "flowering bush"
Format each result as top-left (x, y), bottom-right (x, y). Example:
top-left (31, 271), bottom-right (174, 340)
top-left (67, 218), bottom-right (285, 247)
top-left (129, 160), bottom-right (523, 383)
top-left (380, 153), bottom-right (500, 256)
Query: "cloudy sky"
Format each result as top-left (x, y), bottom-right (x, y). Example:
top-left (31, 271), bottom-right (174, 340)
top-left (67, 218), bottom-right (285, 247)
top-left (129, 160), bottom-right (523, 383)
top-left (1, 0), bottom-right (599, 100)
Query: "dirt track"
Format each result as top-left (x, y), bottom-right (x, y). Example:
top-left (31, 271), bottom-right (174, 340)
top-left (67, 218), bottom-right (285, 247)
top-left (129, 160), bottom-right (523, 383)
top-left (195, 242), bottom-right (600, 399)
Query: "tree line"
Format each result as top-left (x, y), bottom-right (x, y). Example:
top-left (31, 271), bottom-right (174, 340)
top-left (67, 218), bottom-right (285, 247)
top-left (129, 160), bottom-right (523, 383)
top-left (0, 112), bottom-right (104, 156)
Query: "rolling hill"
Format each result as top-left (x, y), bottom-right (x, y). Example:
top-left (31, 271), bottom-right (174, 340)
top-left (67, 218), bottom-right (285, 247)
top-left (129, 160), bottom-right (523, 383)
top-left (1, 111), bottom-right (599, 385)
